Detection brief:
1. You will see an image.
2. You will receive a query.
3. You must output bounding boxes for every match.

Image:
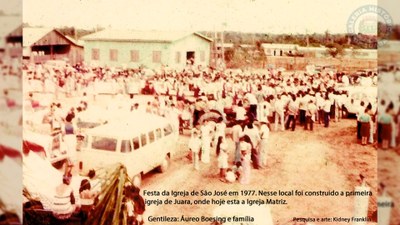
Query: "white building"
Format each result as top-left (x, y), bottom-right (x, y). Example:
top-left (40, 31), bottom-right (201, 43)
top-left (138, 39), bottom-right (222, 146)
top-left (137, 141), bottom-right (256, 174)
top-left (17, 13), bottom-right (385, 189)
top-left (82, 29), bottom-right (213, 69)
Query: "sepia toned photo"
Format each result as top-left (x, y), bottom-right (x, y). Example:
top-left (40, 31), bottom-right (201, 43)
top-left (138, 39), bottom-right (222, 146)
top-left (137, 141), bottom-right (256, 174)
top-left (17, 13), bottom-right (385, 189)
top-left (2, 0), bottom-right (396, 224)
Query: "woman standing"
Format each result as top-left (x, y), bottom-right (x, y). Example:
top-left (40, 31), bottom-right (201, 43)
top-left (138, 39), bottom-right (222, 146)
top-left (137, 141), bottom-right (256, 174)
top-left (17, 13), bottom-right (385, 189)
top-left (239, 135), bottom-right (252, 185)
top-left (359, 108), bottom-right (372, 145)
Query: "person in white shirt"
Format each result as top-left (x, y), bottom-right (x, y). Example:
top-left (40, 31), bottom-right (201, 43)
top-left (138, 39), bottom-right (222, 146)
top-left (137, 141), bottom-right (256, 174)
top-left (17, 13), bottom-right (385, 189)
top-left (259, 122), bottom-right (270, 167)
top-left (323, 95), bottom-right (331, 128)
top-left (274, 95), bottom-right (285, 131)
top-left (235, 101), bottom-right (247, 122)
top-left (356, 101), bottom-right (366, 140)
top-left (217, 142), bottom-right (229, 179)
top-left (298, 92), bottom-right (307, 126)
top-left (231, 121), bottom-right (243, 164)
top-left (245, 92), bottom-right (258, 120)
top-left (316, 92), bottom-right (324, 124)
top-left (214, 117), bottom-right (226, 148)
top-left (258, 100), bottom-right (270, 124)
top-left (168, 104), bottom-right (180, 133)
top-left (200, 122), bottom-right (212, 163)
top-left (188, 129), bottom-right (201, 170)
top-left (243, 122), bottom-right (261, 169)
top-left (305, 99), bottom-right (317, 131)
top-left (285, 94), bottom-right (298, 131)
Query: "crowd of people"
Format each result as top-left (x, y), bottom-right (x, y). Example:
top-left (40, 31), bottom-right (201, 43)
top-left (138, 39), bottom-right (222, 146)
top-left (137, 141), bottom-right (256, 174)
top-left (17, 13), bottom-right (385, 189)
top-left (17, 60), bottom-right (400, 223)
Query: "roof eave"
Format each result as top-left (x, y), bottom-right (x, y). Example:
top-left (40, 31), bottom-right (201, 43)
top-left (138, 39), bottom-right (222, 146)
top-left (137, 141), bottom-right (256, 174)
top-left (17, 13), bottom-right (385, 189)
top-left (193, 32), bottom-right (213, 42)
top-left (82, 38), bottom-right (173, 43)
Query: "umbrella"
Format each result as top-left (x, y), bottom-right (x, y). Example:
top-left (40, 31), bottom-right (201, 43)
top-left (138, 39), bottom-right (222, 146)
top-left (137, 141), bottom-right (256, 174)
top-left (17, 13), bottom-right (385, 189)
top-left (198, 109), bottom-right (224, 124)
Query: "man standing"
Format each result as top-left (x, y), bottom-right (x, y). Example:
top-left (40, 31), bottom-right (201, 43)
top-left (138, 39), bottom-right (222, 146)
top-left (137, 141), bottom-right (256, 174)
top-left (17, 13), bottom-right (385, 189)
top-left (305, 99), bottom-right (317, 131)
top-left (243, 122), bottom-right (261, 169)
top-left (285, 94), bottom-right (298, 131)
top-left (274, 95), bottom-right (285, 131)
top-left (323, 95), bottom-right (331, 128)
top-left (298, 92), bottom-right (307, 126)
top-left (231, 121), bottom-right (243, 164)
top-left (259, 121), bottom-right (270, 167)
top-left (245, 91), bottom-right (258, 121)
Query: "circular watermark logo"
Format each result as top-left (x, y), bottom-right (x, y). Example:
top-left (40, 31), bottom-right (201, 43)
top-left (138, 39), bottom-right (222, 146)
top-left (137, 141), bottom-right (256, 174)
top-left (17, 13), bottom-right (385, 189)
top-left (347, 5), bottom-right (393, 47)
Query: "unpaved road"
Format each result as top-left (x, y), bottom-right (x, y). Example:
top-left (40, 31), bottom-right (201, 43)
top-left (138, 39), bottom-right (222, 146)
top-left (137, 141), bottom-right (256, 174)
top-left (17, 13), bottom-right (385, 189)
top-left (23, 93), bottom-right (379, 225)
top-left (141, 119), bottom-right (377, 225)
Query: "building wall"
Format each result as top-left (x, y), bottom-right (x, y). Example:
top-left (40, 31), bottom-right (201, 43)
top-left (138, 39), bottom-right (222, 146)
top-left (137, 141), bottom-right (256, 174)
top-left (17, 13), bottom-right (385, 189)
top-left (84, 40), bottom-right (170, 68)
top-left (83, 34), bottom-right (211, 69)
top-left (169, 35), bottom-right (211, 69)
top-left (68, 45), bottom-right (84, 65)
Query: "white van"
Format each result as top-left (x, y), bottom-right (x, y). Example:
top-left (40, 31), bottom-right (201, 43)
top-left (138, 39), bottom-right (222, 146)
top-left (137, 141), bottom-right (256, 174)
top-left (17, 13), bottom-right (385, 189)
top-left (77, 112), bottom-right (178, 186)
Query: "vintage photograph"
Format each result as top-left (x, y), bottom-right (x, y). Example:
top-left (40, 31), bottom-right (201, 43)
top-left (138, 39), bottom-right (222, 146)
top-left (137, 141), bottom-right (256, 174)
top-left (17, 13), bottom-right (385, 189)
top-left (0, 0), bottom-right (394, 224)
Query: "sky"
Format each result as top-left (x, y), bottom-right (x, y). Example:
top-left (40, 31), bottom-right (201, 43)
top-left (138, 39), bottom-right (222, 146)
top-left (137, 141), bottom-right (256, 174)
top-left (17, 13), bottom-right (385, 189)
top-left (0, 0), bottom-right (21, 15)
top-left (20, 0), bottom-right (399, 34)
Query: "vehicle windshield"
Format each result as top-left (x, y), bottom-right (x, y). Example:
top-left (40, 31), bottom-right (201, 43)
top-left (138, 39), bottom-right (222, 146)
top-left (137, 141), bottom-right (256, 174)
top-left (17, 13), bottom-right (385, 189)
top-left (91, 136), bottom-right (117, 152)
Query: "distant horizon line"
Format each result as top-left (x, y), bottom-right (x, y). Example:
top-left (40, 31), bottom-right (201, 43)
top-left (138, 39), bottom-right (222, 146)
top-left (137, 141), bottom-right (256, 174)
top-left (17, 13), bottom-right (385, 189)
top-left (21, 24), bottom-right (384, 36)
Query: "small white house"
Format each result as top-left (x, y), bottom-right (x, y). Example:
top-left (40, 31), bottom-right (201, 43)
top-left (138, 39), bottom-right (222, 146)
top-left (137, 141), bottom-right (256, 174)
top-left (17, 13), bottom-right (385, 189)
top-left (82, 29), bottom-right (213, 69)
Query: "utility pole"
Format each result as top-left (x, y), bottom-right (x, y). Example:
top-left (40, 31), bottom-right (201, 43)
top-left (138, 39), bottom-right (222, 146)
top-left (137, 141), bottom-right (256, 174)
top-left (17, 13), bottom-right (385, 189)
top-left (213, 25), bottom-right (217, 68)
top-left (221, 23), bottom-right (226, 69)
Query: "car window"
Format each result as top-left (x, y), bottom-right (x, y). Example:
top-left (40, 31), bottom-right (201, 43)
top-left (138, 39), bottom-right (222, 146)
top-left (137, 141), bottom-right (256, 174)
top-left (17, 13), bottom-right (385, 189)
top-left (155, 128), bottom-right (162, 139)
top-left (91, 136), bottom-right (117, 152)
top-left (121, 140), bottom-right (132, 153)
top-left (140, 134), bottom-right (147, 147)
top-left (132, 137), bottom-right (140, 150)
top-left (77, 134), bottom-right (88, 150)
top-left (148, 131), bottom-right (155, 143)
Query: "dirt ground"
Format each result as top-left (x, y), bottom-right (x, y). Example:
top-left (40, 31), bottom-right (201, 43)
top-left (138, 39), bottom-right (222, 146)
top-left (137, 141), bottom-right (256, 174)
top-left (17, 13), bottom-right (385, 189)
top-left (23, 93), bottom-right (380, 225)
top-left (141, 117), bottom-right (378, 225)
top-left (379, 149), bottom-right (400, 225)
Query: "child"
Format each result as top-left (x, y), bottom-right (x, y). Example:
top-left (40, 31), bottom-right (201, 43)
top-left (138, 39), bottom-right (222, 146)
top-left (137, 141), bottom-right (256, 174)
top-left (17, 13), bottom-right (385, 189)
top-left (188, 129), bottom-right (201, 170)
top-left (217, 141), bottom-right (228, 180)
top-left (239, 149), bottom-right (251, 185)
top-left (224, 168), bottom-right (236, 183)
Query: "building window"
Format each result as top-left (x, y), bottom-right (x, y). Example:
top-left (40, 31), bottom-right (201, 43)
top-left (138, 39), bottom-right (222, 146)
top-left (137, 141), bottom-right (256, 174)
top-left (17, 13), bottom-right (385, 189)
top-left (110, 49), bottom-right (118, 61)
top-left (131, 50), bottom-right (139, 62)
top-left (175, 52), bottom-right (181, 63)
top-left (200, 51), bottom-right (205, 62)
top-left (92, 48), bottom-right (99, 60)
top-left (153, 51), bottom-right (161, 63)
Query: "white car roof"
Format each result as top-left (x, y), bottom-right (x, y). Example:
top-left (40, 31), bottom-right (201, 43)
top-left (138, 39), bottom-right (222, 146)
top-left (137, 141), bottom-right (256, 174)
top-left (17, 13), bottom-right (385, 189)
top-left (86, 112), bottom-right (171, 139)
